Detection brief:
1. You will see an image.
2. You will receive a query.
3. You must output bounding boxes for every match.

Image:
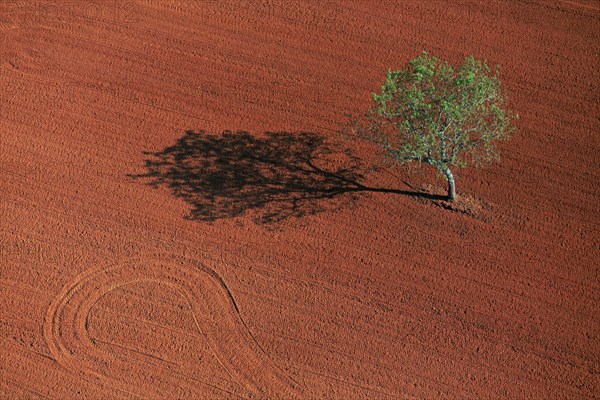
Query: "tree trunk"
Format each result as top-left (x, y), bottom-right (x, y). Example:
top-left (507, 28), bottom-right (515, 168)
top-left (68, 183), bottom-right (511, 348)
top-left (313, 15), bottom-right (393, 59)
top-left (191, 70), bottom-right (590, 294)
top-left (442, 167), bottom-right (456, 201)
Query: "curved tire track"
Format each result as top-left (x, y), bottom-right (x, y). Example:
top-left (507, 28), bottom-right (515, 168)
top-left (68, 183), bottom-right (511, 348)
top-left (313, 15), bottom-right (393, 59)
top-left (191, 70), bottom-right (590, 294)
top-left (43, 258), bottom-right (302, 399)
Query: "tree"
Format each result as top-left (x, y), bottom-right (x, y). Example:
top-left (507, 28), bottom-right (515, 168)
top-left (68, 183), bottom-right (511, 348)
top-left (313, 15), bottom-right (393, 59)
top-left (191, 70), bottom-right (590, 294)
top-left (350, 52), bottom-right (517, 201)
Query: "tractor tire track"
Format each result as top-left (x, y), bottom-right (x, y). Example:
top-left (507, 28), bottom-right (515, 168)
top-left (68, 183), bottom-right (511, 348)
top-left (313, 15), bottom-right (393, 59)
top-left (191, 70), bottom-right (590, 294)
top-left (43, 257), bottom-right (302, 399)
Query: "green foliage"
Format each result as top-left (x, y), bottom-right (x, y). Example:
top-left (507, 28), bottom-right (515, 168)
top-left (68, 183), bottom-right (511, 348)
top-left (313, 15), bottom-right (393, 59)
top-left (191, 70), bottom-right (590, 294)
top-left (352, 52), bottom-right (517, 193)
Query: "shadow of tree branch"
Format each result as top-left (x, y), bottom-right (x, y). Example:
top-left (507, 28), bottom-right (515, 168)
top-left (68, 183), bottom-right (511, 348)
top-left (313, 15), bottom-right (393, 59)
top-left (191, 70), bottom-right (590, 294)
top-left (130, 130), bottom-right (444, 224)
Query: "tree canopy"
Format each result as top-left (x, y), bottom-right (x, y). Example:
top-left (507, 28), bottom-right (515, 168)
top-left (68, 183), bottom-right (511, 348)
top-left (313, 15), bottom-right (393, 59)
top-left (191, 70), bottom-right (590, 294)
top-left (351, 52), bottom-right (517, 201)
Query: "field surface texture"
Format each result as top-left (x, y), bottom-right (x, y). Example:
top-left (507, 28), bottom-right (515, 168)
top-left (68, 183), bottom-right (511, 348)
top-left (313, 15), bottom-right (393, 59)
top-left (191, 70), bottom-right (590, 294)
top-left (1, 1), bottom-right (599, 399)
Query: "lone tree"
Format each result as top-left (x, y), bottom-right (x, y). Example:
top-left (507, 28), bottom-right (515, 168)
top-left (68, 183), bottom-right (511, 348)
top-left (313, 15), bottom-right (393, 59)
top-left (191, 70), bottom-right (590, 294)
top-left (350, 52), bottom-right (517, 201)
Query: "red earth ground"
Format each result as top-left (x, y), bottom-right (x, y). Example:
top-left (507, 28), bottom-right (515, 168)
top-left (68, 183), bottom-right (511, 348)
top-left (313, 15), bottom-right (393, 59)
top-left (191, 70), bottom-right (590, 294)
top-left (1, 1), bottom-right (599, 399)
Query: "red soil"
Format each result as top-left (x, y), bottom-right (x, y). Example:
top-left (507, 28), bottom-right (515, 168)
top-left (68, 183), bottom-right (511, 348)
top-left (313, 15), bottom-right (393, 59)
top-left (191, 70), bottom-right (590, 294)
top-left (1, 1), bottom-right (598, 398)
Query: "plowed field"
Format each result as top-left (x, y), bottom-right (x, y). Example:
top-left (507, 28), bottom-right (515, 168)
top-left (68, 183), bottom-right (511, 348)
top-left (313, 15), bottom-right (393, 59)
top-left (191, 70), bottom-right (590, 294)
top-left (1, 1), bottom-right (598, 399)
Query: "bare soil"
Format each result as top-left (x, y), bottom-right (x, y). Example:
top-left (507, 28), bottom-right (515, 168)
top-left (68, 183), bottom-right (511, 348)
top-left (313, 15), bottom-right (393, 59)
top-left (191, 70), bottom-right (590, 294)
top-left (1, 1), bottom-right (598, 399)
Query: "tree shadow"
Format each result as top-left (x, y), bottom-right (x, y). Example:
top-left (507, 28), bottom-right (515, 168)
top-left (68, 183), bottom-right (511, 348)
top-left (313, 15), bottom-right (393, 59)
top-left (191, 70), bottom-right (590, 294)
top-left (130, 130), bottom-right (444, 224)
